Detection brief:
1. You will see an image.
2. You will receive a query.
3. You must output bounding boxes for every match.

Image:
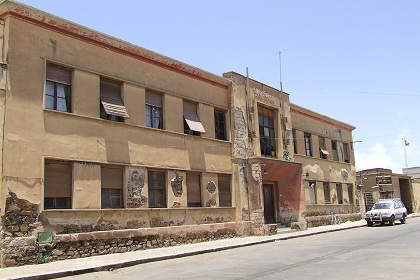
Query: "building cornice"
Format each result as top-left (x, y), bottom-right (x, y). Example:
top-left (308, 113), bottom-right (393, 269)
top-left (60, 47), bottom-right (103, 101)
top-left (0, 1), bottom-right (230, 89)
top-left (290, 103), bottom-right (355, 131)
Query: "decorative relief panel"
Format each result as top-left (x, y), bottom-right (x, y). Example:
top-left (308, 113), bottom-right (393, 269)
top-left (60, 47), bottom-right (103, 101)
top-left (126, 167), bottom-right (147, 208)
top-left (171, 170), bottom-right (183, 197)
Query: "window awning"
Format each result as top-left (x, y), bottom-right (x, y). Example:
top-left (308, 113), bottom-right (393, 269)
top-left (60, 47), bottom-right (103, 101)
top-left (100, 81), bottom-right (129, 119)
top-left (320, 148), bottom-right (329, 155)
top-left (184, 111), bottom-right (206, 133)
top-left (183, 102), bottom-right (206, 133)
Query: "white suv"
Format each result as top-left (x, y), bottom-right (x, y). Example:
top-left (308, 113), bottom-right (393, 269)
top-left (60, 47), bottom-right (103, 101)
top-left (365, 199), bottom-right (407, 227)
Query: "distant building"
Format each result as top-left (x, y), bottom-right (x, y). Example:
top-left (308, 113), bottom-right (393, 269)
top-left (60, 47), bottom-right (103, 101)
top-left (356, 168), bottom-right (414, 213)
top-left (403, 167), bottom-right (420, 179)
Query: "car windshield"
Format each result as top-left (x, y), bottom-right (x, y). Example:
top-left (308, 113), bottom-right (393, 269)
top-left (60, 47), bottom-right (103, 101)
top-left (373, 203), bottom-right (392, 209)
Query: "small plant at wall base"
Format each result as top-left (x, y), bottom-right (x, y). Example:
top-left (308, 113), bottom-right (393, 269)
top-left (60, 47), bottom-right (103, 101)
top-left (35, 253), bottom-right (52, 264)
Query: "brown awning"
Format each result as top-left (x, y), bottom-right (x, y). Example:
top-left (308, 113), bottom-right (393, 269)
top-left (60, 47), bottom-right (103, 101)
top-left (183, 102), bottom-right (206, 133)
top-left (320, 148), bottom-right (329, 155)
top-left (100, 80), bottom-right (129, 119)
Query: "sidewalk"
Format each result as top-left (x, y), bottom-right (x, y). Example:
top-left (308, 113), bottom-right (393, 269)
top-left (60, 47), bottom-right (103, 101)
top-left (0, 218), bottom-right (381, 280)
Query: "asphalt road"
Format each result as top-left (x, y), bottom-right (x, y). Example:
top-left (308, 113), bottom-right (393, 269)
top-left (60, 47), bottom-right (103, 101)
top-left (61, 218), bottom-right (420, 280)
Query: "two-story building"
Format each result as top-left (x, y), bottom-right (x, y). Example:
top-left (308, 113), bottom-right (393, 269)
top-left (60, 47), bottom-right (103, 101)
top-left (0, 0), bottom-right (361, 267)
top-left (0, 0), bottom-right (245, 267)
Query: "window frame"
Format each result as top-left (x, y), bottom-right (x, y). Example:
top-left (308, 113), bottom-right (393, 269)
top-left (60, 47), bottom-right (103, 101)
top-left (258, 106), bottom-right (276, 157)
top-left (44, 159), bottom-right (72, 210)
top-left (214, 109), bottom-right (227, 141)
top-left (218, 174), bottom-right (232, 207)
top-left (309, 181), bottom-right (317, 204)
top-left (145, 91), bottom-right (163, 129)
top-left (323, 183), bottom-right (331, 204)
top-left (304, 133), bottom-right (312, 157)
top-left (100, 78), bottom-right (128, 122)
top-left (101, 165), bottom-right (124, 209)
top-left (187, 173), bottom-right (202, 207)
top-left (45, 64), bottom-right (72, 113)
top-left (148, 170), bottom-right (167, 208)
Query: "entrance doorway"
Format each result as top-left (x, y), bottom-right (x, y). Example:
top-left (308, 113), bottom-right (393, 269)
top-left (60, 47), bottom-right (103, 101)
top-left (263, 184), bottom-right (275, 224)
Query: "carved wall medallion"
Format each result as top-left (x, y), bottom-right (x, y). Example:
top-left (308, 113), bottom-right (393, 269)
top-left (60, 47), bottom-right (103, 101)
top-left (206, 181), bottom-right (216, 194)
top-left (171, 170), bottom-right (183, 197)
top-left (206, 198), bottom-right (216, 207)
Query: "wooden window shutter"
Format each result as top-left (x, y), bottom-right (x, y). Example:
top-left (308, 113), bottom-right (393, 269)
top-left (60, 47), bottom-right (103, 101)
top-left (187, 173), bottom-right (201, 206)
top-left (146, 91), bottom-right (162, 107)
top-left (218, 175), bottom-right (231, 207)
top-left (44, 161), bottom-right (72, 197)
top-left (46, 64), bottom-right (71, 85)
top-left (100, 79), bottom-right (129, 118)
top-left (101, 166), bottom-right (123, 189)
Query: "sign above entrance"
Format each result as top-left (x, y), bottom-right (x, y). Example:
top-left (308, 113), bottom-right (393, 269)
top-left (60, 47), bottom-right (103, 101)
top-left (254, 88), bottom-right (274, 104)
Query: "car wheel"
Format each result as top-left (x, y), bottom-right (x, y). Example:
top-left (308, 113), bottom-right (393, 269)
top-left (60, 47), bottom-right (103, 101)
top-left (389, 216), bottom-right (395, 226)
top-left (367, 221), bottom-right (373, 227)
top-left (400, 214), bottom-right (407, 224)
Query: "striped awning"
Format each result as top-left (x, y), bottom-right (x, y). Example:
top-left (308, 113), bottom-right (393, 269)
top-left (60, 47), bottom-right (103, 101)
top-left (183, 102), bottom-right (205, 133)
top-left (100, 80), bottom-right (129, 119)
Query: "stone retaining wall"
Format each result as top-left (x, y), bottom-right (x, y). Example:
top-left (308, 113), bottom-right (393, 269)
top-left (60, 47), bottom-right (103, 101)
top-left (305, 213), bottom-right (362, 228)
top-left (1, 222), bottom-right (251, 267)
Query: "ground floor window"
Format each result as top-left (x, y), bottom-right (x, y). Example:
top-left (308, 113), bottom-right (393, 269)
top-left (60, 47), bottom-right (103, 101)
top-left (348, 184), bottom-right (354, 204)
top-left (148, 170), bottom-right (166, 208)
top-left (323, 183), bottom-right (331, 204)
top-left (101, 166), bottom-right (123, 208)
top-left (44, 160), bottom-right (72, 209)
top-left (187, 173), bottom-right (201, 207)
top-left (218, 175), bottom-right (232, 207)
top-left (309, 181), bottom-right (317, 204)
top-left (336, 184), bottom-right (343, 204)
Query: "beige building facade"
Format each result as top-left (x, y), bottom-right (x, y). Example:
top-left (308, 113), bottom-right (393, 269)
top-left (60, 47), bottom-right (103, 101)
top-left (0, 0), bottom-right (243, 267)
top-left (0, 0), bottom-right (360, 267)
top-left (291, 104), bottom-right (361, 227)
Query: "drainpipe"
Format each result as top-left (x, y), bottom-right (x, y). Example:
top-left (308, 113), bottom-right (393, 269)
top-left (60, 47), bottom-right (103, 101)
top-left (0, 18), bottom-right (8, 219)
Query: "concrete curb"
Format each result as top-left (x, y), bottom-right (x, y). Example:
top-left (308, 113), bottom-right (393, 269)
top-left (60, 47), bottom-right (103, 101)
top-left (4, 216), bottom-right (419, 280)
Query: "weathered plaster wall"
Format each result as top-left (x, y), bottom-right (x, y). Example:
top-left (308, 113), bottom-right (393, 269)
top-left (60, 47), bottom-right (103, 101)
top-left (1, 15), bottom-right (232, 207)
top-left (411, 179), bottom-right (420, 213)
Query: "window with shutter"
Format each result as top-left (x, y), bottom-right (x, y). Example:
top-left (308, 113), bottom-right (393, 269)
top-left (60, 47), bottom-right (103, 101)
top-left (44, 160), bottom-right (72, 209)
top-left (218, 175), bottom-right (231, 207)
top-left (100, 79), bottom-right (129, 122)
top-left (183, 101), bottom-right (205, 135)
top-left (145, 91), bottom-right (163, 129)
top-left (45, 64), bottom-right (71, 113)
top-left (187, 173), bottom-right (201, 207)
top-left (101, 166), bottom-right (123, 208)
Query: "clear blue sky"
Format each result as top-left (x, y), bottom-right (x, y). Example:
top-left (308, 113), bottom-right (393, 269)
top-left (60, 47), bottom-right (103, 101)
top-left (16, 0), bottom-right (420, 173)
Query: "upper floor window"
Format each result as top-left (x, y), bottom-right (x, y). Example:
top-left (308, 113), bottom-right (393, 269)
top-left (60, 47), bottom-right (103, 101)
top-left (343, 143), bottom-right (350, 163)
top-left (331, 140), bottom-right (339, 161)
top-left (214, 109), bottom-right (227, 140)
top-left (304, 133), bottom-right (312, 157)
top-left (258, 106), bottom-right (276, 157)
top-left (146, 91), bottom-right (163, 129)
top-left (44, 160), bottom-right (72, 209)
top-left (100, 79), bottom-right (129, 122)
top-left (183, 101), bottom-right (205, 136)
top-left (319, 137), bottom-right (328, 159)
top-left (293, 129), bottom-right (298, 154)
top-left (45, 64), bottom-right (71, 112)
top-left (101, 166), bottom-right (123, 208)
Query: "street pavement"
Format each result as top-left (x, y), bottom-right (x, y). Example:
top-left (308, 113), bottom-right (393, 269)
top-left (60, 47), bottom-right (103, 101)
top-left (1, 216), bottom-right (417, 280)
